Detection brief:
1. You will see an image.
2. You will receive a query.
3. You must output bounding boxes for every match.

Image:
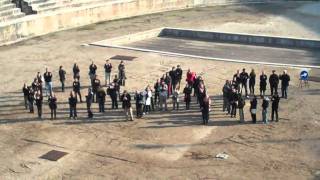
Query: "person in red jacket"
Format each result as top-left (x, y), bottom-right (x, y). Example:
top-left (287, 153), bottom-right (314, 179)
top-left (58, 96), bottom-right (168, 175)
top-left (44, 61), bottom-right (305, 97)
top-left (186, 69), bottom-right (196, 86)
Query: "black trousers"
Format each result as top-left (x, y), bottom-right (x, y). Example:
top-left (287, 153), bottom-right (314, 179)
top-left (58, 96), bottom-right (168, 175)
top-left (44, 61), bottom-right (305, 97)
top-left (136, 104), bottom-right (143, 118)
top-left (249, 82), bottom-right (255, 95)
top-left (251, 113), bottom-right (256, 123)
top-left (50, 108), bottom-right (56, 119)
top-left (241, 83), bottom-right (248, 96)
top-left (99, 101), bottom-right (105, 112)
top-left (111, 96), bottom-right (118, 109)
top-left (202, 110), bottom-right (209, 125)
top-left (231, 103), bottom-right (237, 117)
top-left (37, 105), bottom-right (42, 118)
top-left (270, 85), bottom-right (278, 96)
top-left (186, 101), bottom-right (190, 110)
top-left (154, 92), bottom-right (159, 106)
top-left (75, 90), bottom-right (82, 102)
top-left (271, 107), bottom-right (278, 121)
top-left (70, 106), bottom-right (77, 118)
top-left (60, 80), bottom-right (65, 92)
top-left (281, 86), bottom-right (288, 98)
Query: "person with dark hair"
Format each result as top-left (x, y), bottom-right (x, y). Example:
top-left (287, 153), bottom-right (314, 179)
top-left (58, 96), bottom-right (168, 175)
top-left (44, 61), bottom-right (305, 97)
top-left (86, 88), bottom-right (94, 119)
top-left (197, 77), bottom-right (206, 108)
top-left (176, 65), bottom-right (183, 89)
top-left (230, 88), bottom-right (238, 118)
top-left (238, 94), bottom-right (246, 123)
top-left (97, 87), bottom-right (106, 113)
top-left (159, 81), bottom-right (168, 111)
top-left (164, 72), bottom-right (172, 97)
top-left (240, 68), bottom-right (249, 97)
top-left (69, 91), bottom-right (77, 120)
top-left (233, 70), bottom-right (241, 93)
top-left (269, 70), bottom-right (279, 96)
top-left (43, 67), bottom-right (53, 96)
top-left (169, 67), bottom-right (177, 93)
top-left (35, 91), bottom-right (43, 119)
top-left (144, 85), bottom-right (152, 114)
top-left (134, 91), bottom-right (144, 118)
top-left (279, 70), bottom-right (290, 99)
top-left (201, 94), bottom-right (211, 125)
top-left (73, 78), bottom-right (82, 103)
top-left (154, 79), bottom-right (161, 107)
top-left (183, 84), bottom-right (192, 110)
top-left (260, 71), bottom-right (267, 97)
top-left (48, 93), bottom-right (57, 120)
top-left (118, 61), bottom-right (126, 86)
top-left (104, 59), bottom-right (113, 85)
top-left (92, 75), bottom-right (101, 103)
top-left (27, 86), bottom-right (35, 113)
top-left (89, 61), bottom-right (97, 85)
top-left (23, 83), bottom-right (29, 110)
top-left (73, 63), bottom-right (80, 80)
top-left (36, 72), bottom-right (43, 95)
top-left (120, 90), bottom-right (133, 121)
top-left (108, 81), bottom-right (118, 109)
top-left (59, 65), bottom-right (66, 92)
top-left (249, 69), bottom-right (256, 95)
top-left (271, 93), bottom-right (280, 122)
top-left (172, 88), bottom-right (180, 110)
top-left (250, 95), bottom-right (258, 123)
top-left (222, 80), bottom-right (231, 114)
top-left (262, 96), bottom-right (270, 124)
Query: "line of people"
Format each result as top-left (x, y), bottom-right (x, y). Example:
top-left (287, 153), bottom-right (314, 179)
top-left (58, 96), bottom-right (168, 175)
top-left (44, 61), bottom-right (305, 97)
top-left (222, 68), bottom-right (290, 124)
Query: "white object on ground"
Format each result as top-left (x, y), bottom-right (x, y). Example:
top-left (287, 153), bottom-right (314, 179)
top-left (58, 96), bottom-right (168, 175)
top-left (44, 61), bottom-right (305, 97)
top-left (215, 152), bottom-right (229, 159)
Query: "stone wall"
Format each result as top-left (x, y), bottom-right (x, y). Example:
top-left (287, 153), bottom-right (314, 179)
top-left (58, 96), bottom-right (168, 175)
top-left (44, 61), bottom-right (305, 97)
top-left (0, 0), bottom-right (278, 45)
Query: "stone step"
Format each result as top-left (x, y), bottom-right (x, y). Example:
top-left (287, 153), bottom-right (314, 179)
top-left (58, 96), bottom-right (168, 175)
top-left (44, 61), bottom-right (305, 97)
top-left (0, 12), bottom-right (24, 22)
top-left (0, 0), bottom-right (11, 6)
top-left (0, 8), bottom-right (21, 17)
top-left (0, 3), bottom-right (16, 12)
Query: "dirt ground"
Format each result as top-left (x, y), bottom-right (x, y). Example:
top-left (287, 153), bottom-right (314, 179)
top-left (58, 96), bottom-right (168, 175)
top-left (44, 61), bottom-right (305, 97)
top-left (0, 2), bottom-right (319, 180)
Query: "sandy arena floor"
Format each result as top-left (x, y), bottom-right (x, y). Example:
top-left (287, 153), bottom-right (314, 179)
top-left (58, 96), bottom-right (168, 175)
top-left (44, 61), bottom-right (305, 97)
top-left (0, 2), bottom-right (319, 179)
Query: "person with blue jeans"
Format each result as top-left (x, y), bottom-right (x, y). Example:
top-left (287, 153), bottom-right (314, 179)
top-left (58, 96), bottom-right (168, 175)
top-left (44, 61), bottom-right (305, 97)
top-left (262, 96), bottom-right (270, 124)
top-left (43, 68), bottom-right (53, 96)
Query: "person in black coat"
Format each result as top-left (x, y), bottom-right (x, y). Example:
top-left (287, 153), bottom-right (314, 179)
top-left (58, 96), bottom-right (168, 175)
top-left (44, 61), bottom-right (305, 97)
top-left (230, 88), bottom-right (238, 118)
top-left (35, 91), bottom-right (43, 119)
top-left (89, 61), bottom-right (97, 85)
top-left (250, 95), bottom-right (257, 123)
top-left (154, 79), bottom-right (161, 107)
top-left (260, 71), bottom-right (267, 97)
top-left (69, 91), bottom-right (77, 120)
top-left (233, 70), bottom-right (241, 93)
top-left (28, 87), bottom-right (35, 113)
top-left (271, 93), bottom-right (280, 122)
top-left (59, 65), bottom-right (66, 92)
top-left (201, 94), bottom-right (211, 125)
top-left (118, 61), bottom-right (126, 86)
top-left (97, 87), bottom-right (106, 113)
top-left (86, 88), bottom-right (94, 119)
top-left (249, 69), bottom-right (256, 95)
top-left (92, 75), bottom-right (101, 102)
top-left (23, 83), bottom-right (29, 109)
top-left (176, 65), bottom-right (183, 89)
top-left (73, 63), bottom-right (80, 80)
top-left (108, 81), bottom-right (118, 109)
top-left (269, 70), bottom-right (279, 96)
top-left (73, 78), bottom-right (82, 103)
top-left (120, 90), bottom-right (133, 121)
top-left (134, 91), bottom-right (144, 118)
top-left (48, 93), bottom-right (57, 120)
top-left (183, 84), bottom-right (192, 110)
top-left (279, 70), bottom-right (290, 99)
top-left (240, 68), bottom-right (249, 97)
top-left (169, 67), bottom-right (177, 93)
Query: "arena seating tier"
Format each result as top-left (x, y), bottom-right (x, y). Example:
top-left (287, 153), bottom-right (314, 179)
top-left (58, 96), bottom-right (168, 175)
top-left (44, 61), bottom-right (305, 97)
top-left (0, 0), bottom-right (25, 22)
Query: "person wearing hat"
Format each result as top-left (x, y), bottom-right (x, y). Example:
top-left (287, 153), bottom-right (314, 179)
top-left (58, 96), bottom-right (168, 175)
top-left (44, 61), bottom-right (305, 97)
top-left (279, 70), bottom-right (290, 99)
top-left (120, 90), bottom-right (133, 121)
top-left (262, 96), bottom-right (270, 124)
top-left (269, 70), bottom-right (279, 96)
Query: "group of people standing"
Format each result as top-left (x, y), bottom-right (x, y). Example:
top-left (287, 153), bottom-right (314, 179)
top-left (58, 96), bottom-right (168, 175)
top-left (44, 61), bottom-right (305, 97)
top-left (222, 68), bottom-right (291, 124)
